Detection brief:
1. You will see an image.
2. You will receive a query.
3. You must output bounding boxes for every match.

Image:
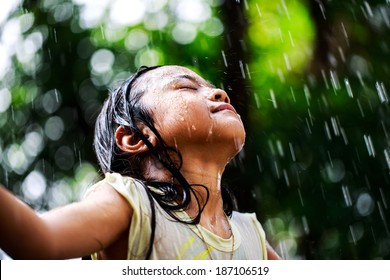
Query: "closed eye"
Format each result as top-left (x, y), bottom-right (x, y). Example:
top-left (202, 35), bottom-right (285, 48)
top-left (180, 86), bottom-right (197, 90)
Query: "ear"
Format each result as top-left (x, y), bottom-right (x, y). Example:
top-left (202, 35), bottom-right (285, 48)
top-left (115, 125), bottom-right (157, 154)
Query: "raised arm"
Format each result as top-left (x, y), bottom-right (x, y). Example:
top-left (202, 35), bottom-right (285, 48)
top-left (0, 183), bottom-right (132, 259)
top-left (266, 241), bottom-right (282, 260)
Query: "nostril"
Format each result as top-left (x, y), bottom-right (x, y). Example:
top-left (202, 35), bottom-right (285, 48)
top-left (215, 94), bottom-right (222, 100)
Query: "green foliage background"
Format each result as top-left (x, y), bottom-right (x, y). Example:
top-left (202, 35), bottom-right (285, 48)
top-left (0, 0), bottom-right (389, 259)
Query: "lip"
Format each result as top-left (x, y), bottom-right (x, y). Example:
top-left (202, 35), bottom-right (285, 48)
top-left (212, 103), bottom-right (237, 114)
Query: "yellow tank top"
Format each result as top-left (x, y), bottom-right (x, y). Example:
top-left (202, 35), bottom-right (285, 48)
top-left (84, 173), bottom-right (267, 260)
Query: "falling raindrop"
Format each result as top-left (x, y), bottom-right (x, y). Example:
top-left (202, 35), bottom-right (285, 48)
top-left (321, 69), bottom-right (329, 89)
top-left (54, 89), bottom-right (59, 103)
top-left (254, 92), bottom-right (260, 108)
top-left (340, 128), bottom-right (349, 145)
top-left (376, 81), bottom-right (388, 104)
top-left (256, 155), bottom-right (263, 173)
top-left (221, 50), bottom-right (227, 67)
top-left (363, 1), bottom-right (374, 18)
top-left (331, 116), bottom-right (340, 136)
top-left (277, 68), bottom-right (285, 83)
top-left (274, 160), bottom-right (281, 179)
top-left (330, 70), bottom-right (341, 92)
top-left (288, 30), bottom-right (295, 47)
top-left (276, 140), bottom-right (284, 157)
top-left (356, 71), bottom-right (365, 87)
top-left (307, 109), bottom-right (314, 127)
top-left (338, 46), bottom-right (346, 63)
top-left (356, 99), bottom-right (365, 117)
top-left (245, 63), bottom-right (251, 80)
top-left (381, 121), bottom-right (389, 139)
top-left (364, 134), bottom-right (376, 157)
top-left (269, 89), bottom-right (277, 109)
top-left (349, 225), bottom-right (357, 245)
top-left (327, 151), bottom-right (334, 168)
top-left (305, 118), bottom-right (312, 134)
top-left (290, 87), bottom-right (296, 102)
top-left (53, 28), bottom-right (57, 43)
top-left (377, 201), bottom-right (390, 235)
top-left (283, 169), bottom-right (290, 187)
top-left (255, 3), bottom-right (262, 17)
top-left (284, 53), bottom-right (291, 71)
top-left (239, 60), bottom-right (246, 79)
top-left (384, 149), bottom-right (390, 172)
top-left (301, 216), bottom-right (309, 234)
top-left (100, 25), bottom-right (105, 40)
top-left (288, 142), bottom-right (296, 162)
top-left (340, 22), bottom-right (349, 46)
top-left (342, 185), bottom-right (353, 207)
top-left (281, 0), bottom-right (291, 20)
top-left (379, 188), bottom-right (388, 209)
top-left (324, 121), bottom-right (332, 141)
top-left (344, 78), bottom-right (354, 98)
top-left (297, 188), bottom-right (304, 206)
top-left (304, 84), bottom-right (311, 106)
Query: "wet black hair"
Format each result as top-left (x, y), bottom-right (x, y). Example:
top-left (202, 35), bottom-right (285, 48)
top-left (93, 65), bottom-right (236, 259)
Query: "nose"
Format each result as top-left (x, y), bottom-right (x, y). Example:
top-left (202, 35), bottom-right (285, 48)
top-left (209, 88), bottom-right (230, 103)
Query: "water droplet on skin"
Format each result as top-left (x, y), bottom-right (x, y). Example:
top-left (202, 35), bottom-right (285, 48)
top-left (191, 125), bottom-right (196, 131)
top-left (180, 117), bottom-right (185, 122)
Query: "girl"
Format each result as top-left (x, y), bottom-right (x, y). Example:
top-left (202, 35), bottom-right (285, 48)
top-left (0, 65), bottom-right (280, 260)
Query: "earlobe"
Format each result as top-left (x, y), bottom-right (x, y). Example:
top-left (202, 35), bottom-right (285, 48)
top-left (115, 125), bottom-right (157, 154)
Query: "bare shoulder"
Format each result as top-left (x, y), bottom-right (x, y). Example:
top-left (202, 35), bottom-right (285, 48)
top-left (83, 180), bottom-right (133, 221)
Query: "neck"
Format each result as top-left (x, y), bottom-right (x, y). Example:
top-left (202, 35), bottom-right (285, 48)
top-left (178, 152), bottom-right (231, 233)
top-left (142, 146), bottom-right (235, 236)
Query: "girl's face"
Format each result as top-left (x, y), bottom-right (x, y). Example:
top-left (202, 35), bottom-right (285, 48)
top-left (136, 65), bottom-right (245, 158)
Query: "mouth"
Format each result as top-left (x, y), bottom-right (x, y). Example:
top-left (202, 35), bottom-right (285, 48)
top-left (212, 103), bottom-right (237, 114)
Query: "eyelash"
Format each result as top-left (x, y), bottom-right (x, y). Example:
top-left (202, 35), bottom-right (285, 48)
top-left (179, 86), bottom-right (197, 91)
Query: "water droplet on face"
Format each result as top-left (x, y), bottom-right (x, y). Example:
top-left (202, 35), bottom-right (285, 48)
top-left (191, 125), bottom-right (196, 130)
top-left (180, 116), bottom-right (185, 122)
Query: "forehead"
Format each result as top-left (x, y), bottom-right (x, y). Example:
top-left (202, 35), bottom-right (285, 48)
top-left (134, 65), bottom-right (205, 91)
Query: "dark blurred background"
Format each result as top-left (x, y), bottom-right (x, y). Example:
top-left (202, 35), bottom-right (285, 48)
top-left (0, 0), bottom-right (389, 259)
